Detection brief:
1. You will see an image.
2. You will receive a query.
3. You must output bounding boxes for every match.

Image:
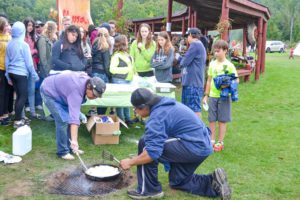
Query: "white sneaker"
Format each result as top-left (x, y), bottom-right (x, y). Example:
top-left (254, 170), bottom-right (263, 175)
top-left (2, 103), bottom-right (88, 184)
top-left (36, 105), bottom-right (43, 110)
top-left (61, 153), bottom-right (75, 160)
top-left (25, 107), bottom-right (30, 112)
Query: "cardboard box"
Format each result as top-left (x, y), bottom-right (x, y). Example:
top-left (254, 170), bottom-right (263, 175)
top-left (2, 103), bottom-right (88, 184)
top-left (86, 115), bottom-right (120, 145)
top-left (91, 129), bottom-right (119, 145)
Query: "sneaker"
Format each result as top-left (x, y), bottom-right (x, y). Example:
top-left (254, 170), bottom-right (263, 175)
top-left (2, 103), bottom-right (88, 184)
top-left (36, 105), bottom-right (43, 110)
top-left (13, 120), bottom-right (26, 129)
top-left (132, 117), bottom-right (140, 123)
top-left (0, 119), bottom-right (10, 126)
top-left (214, 142), bottom-right (224, 152)
top-left (212, 168), bottom-right (231, 200)
top-left (87, 109), bottom-right (97, 117)
top-left (22, 117), bottom-right (31, 125)
top-left (30, 113), bottom-right (42, 120)
top-left (125, 119), bottom-right (135, 126)
top-left (25, 107), bottom-right (30, 112)
top-left (127, 190), bottom-right (164, 199)
top-left (61, 153), bottom-right (75, 160)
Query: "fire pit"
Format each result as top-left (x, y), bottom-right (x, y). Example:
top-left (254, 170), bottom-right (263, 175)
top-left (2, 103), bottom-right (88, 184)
top-left (46, 166), bottom-right (135, 197)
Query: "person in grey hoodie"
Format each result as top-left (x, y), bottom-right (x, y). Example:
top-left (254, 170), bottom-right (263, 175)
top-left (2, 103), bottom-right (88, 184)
top-left (5, 21), bottom-right (39, 128)
top-left (151, 31), bottom-right (174, 83)
top-left (52, 25), bottom-right (86, 71)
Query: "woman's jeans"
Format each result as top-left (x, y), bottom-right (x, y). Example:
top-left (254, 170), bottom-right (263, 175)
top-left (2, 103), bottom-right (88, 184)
top-left (40, 87), bottom-right (71, 156)
top-left (27, 76), bottom-right (36, 115)
top-left (111, 77), bottom-right (131, 121)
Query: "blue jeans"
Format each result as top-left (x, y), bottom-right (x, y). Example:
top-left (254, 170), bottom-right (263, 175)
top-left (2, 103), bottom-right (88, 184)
top-left (92, 72), bottom-right (109, 114)
top-left (136, 137), bottom-right (218, 197)
top-left (111, 78), bottom-right (131, 121)
top-left (35, 78), bottom-right (43, 107)
top-left (28, 76), bottom-right (36, 114)
top-left (40, 87), bottom-right (71, 157)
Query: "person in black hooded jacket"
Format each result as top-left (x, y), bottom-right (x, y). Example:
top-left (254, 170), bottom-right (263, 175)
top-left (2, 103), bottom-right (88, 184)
top-left (52, 25), bottom-right (86, 71)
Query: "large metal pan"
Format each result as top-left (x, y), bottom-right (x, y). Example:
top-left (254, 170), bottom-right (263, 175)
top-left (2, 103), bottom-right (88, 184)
top-left (84, 163), bottom-right (121, 181)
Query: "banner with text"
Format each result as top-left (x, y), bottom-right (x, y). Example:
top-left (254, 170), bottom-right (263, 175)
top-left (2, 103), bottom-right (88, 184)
top-left (57, 0), bottom-right (93, 30)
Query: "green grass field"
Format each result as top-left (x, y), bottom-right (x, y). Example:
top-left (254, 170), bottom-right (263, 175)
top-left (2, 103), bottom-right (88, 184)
top-left (0, 53), bottom-right (300, 200)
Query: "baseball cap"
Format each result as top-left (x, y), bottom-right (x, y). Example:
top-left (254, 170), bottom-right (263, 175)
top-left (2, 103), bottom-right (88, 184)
top-left (35, 20), bottom-right (44, 27)
top-left (131, 88), bottom-right (161, 108)
top-left (89, 77), bottom-right (106, 98)
top-left (185, 28), bottom-right (201, 37)
top-left (99, 22), bottom-right (111, 32)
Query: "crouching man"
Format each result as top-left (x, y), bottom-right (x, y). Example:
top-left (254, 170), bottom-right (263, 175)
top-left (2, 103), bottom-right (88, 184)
top-left (120, 88), bottom-right (231, 200)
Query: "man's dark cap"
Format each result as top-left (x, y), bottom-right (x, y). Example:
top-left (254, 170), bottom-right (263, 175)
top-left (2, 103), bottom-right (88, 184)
top-left (35, 20), bottom-right (44, 27)
top-left (99, 22), bottom-right (111, 32)
top-left (89, 77), bottom-right (106, 98)
top-left (131, 88), bottom-right (161, 108)
top-left (185, 28), bottom-right (201, 37)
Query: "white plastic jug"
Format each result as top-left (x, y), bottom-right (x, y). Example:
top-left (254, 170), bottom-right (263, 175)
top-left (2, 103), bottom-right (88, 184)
top-left (12, 125), bottom-right (32, 156)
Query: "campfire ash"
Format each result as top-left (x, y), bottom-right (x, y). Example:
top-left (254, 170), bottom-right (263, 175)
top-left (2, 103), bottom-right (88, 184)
top-left (46, 167), bottom-right (135, 197)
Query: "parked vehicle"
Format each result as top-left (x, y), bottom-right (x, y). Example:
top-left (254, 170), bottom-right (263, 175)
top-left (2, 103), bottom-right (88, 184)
top-left (265, 41), bottom-right (285, 53)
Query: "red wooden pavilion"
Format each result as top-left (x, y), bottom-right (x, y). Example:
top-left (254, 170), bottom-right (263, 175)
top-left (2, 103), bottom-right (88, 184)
top-left (131, 0), bottom-right (271, 81)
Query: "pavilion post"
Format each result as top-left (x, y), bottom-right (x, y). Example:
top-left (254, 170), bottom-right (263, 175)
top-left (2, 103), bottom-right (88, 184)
top-left (243, 26), bottom-right (247, 56)
top-left (194, 10), bottom-right (198, 27)
top-left (167, 0), bottom-right (173, 35)
top-left (182, 17), bottom-right (186, 36)
top-left (188, 6), bottom-right (192, 29)
top-left (134, 23), bottom-right (137, 37)
top-left (152, 22), bottom-right (155, 34)
top-left (261, 20), bottom-right (267, 73)
top-left (221, 0), bottom-right (229, 41)
top-left (255, 17), bottom-right (263, 80)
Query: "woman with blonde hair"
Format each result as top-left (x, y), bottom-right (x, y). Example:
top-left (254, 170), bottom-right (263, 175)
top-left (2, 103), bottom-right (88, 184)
top-left (151, 31), bottom-right (174, 83)
top-left (130, 23), bottom-right (156, 77)
top-left (90, 27), bottom-right (111, 114)
top-left (110, 35), bottom-right (134, 124)
top-left (37, 21), bottom-right (57, 79)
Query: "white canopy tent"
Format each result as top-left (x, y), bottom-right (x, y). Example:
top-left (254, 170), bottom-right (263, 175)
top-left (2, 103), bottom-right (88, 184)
top-left (294, 43), bottom-right (300, 56)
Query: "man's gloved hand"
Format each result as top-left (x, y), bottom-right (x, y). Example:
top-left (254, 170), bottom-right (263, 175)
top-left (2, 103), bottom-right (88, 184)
top-left (70, 140), bottom-right (79, 153)
top-left (79, 112), bottom-right (87, 124)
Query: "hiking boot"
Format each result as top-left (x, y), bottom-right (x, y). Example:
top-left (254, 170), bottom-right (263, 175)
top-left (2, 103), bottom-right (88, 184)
top-left (61, 153), bottom-right (75, 160)
top-left (13, 120), bottom-right (26, 129)
top-left (127, 190), bottom-right (164, 199)
top-left (212, 168), bottom-right (231, 200)
top-left (214, 142), bottom-right (224, 152)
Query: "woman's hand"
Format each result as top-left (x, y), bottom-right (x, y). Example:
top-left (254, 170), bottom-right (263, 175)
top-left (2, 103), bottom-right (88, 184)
top-left (137, 42), bottom-right (143, 49)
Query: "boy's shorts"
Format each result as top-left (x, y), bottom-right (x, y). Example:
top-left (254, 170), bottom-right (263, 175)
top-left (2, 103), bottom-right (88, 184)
top-left (208, 97), bottom-right (231, 122)
top-left (182, 86), bottom-right (203, 112)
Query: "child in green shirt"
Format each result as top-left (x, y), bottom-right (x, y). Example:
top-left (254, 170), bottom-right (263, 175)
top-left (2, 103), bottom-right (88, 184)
top-left (203, 40), bottom-right (239, 152)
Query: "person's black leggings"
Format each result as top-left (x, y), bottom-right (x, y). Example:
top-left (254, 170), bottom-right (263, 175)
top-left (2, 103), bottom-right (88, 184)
top-left (9, 73), bottom-right (28, 121)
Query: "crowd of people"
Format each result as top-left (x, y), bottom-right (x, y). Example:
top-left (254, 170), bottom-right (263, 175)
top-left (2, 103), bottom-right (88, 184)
top-left (0, 13), bottom-right (239, 200)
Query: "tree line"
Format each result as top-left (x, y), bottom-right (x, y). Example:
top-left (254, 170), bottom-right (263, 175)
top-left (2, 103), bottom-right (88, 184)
top-left (0, 0), bottom-right (299, 45)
